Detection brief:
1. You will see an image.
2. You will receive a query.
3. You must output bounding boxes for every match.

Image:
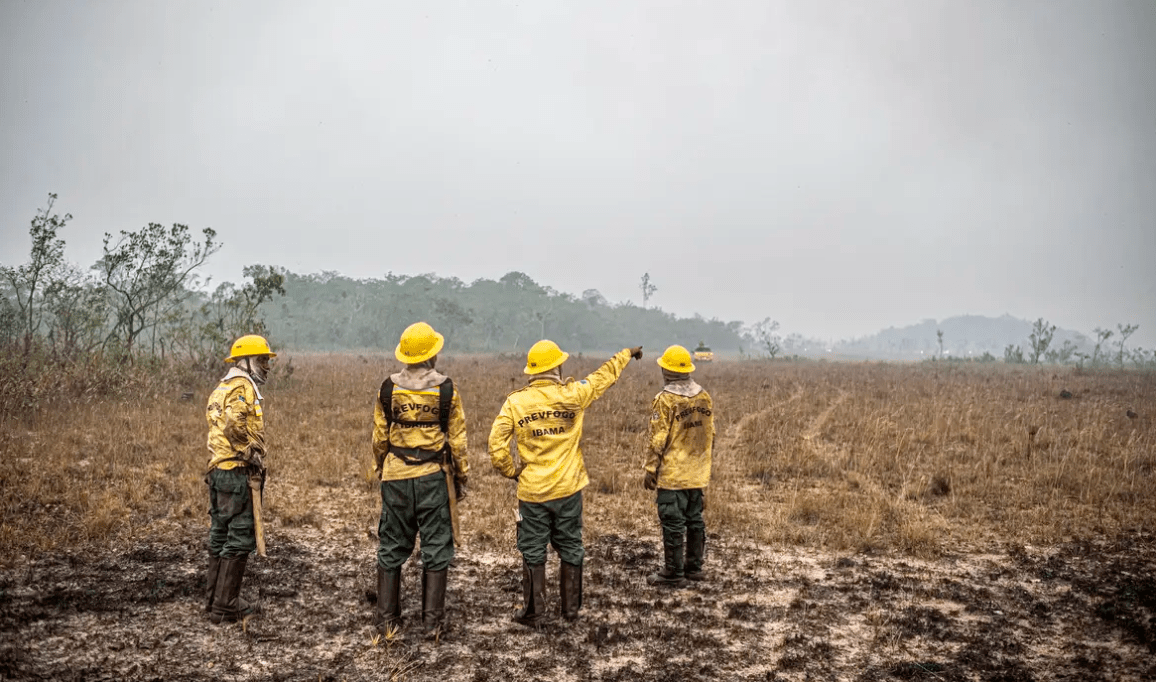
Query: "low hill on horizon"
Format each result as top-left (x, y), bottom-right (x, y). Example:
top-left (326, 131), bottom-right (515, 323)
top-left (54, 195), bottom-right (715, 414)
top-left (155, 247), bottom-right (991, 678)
top-left (833, 314), bottom-right (1092, 360)
top-left (257, 268), bottom-right (1116, 364)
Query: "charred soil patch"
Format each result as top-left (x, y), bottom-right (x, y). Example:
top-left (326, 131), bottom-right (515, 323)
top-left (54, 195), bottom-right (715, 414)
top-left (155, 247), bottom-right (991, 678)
top-left (2, 525), bottom-right (1155, 681)
top-left (4, 359), bottom-right (1156, 680)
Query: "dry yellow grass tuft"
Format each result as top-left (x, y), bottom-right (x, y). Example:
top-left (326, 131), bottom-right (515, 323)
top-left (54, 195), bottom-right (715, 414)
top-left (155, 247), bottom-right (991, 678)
top-left (1, 355), bottom-right (1153, 562)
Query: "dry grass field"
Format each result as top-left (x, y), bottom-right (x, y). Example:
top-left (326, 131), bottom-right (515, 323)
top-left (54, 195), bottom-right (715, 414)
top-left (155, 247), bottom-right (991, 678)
top-left (1, 354), bottom-right (1154, 681)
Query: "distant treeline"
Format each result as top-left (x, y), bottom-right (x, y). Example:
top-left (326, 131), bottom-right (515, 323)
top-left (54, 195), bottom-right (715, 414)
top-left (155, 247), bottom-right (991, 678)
top-left (4, 194), bottom-right (1148, 380)
top-left (264, 270), bottom-right (747, 354)
top-left (0, 192), bottom-right (749, 376)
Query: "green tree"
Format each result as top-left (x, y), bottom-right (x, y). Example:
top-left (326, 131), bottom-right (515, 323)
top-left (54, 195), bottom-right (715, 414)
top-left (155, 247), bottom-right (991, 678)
top-left (42, 263), bottom-right (108, 358)
top-left (0, 293), bottom-right (18, 348)
top-left (1129, 347), bottom-right (1154, 368)
top-left (0, 193), bottom-right (71, 354)
top-left (639, 272), bottom-right (657, 309)
top-left (499, 271), bottom-right (542, 292)
top-left (167, 265), bottom-right (285, 368)
top-left (257, 268), bottom-right (749, 354)
top-left (433, 296), bottom-right (474, 340)
top-left (1027, 318), bottom-right (1055, 365)
top-left (95, 222), bottom-right (219, 358)
top-left (1045, 339), bottom-right (1078, 365)
top-left (752, 318), bottom-right (781, 358)
top-left (1004, 344), bottom-right (1025, 364)
top-left (581, 289), bottom-right (607, 307)
top-left (1091, 327), bottom-right (1113, 366)
top-left (233, 264), bottom-right (287, 333)
top-left (1115, 323), bottom-right (1138, 367)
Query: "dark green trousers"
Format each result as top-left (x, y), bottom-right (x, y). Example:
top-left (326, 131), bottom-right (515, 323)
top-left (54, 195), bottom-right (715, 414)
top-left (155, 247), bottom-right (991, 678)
top-left (517, 491), bottom-right (584, 566)
top-left (378, 471), bottom-right (454, 572)
top-left (656, 488), bottom-right (704, 565)
top-left (208, 467), bottom-right (256, 558)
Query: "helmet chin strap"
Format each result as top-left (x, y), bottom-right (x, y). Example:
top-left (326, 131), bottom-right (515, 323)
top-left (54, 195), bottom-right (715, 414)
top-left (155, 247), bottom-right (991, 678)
top-left (406, 356), bottom-right (437, 371)
top-left (240, 357), bottom-right (268, 384)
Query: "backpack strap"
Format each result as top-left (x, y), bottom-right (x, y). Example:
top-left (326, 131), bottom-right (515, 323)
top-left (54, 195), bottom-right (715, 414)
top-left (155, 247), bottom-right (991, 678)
top-left (379, 377), bottom-right (455, 466)
top-left (379, 377), bottom-right (395, 429)
top-left (437, 379), bottom-right (457, 475)
top-left (438, 379), bottom-right (453, 434)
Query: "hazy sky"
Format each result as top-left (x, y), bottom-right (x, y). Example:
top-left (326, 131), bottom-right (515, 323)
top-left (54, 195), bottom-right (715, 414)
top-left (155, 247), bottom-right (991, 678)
top-left (2, 0), bottom-right (1154, 345)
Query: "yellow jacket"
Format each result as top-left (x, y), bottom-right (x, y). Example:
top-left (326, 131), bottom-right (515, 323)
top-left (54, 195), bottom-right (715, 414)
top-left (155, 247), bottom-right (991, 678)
top-left (645, 382), bottom-right (714, 490)
top-left (372, 368), bottom-right (468, 482)
top-left (489, 349), bottom-right (632, 503)
top-left (206, 369), bottom-right (266, 471)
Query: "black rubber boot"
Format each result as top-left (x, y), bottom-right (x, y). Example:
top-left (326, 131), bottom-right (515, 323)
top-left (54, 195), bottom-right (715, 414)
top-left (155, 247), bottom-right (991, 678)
top-left (684, 528), bottom-right (706, 582)
top-left (205, 555), bottom-right (222, 613)
top-left (560, 561), bottom-right (583, 621)
top-left (376, 566), bottom-right (402, 631)
top-left (421, 569), bottom-right (447, 639)
top-left (513, 562), bottom-right (547, 626)
top-left (210, 555), bottom-right (259, 624)
top-left (647, 536), bottom-right (686, 587)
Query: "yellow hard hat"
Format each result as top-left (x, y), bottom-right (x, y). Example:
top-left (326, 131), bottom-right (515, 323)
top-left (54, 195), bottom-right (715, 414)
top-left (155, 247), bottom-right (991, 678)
top-left (524, 339), bottom-right (569, 375)
top-left (225, 334), bottom-right (276, 362)
top-left (395, 321), bottom-right (444, 364)
top-left (657, 345), bottom-right (695, 373)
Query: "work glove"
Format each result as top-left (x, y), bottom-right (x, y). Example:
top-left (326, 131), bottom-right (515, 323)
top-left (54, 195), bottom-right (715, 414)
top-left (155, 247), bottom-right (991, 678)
top-left (643, 470), bottom-right (658, 490)
top-left (629, 346), bottom-right (644, 360)
top-left (509, 463), bottom-right (526, 481)
top-left (243, 447), bottom-right (266, 475)
top-left (455, 474), bottom-right (468, 501)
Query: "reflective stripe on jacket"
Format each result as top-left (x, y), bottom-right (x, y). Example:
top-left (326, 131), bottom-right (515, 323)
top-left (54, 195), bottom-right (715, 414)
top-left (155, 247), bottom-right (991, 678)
top-left (489, 349), bottom-right (631, 503)
top-left (645, 388), bottom-right (714, 490)
top-left (373, 381), bottom-right (468, 482)
top-left (206, 372), bottom-right (265, 471)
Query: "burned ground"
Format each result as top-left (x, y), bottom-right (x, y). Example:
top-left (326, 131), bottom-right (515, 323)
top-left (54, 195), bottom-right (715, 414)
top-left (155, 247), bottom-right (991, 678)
top-left (2, 358), bottom-right (1154, 680)
top-left (2, 519), bottom-right (1153, 681)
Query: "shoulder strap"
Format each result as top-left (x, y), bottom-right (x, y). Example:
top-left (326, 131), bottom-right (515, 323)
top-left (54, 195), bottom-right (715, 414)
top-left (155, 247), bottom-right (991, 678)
top-left (379, 378), bottom-right (395, 429)
top-left (438, 379), bottom-right (453, 434)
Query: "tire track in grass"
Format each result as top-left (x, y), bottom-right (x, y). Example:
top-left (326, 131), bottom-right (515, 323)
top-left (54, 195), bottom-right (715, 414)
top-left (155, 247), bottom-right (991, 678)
top-left (796, 389), bottom-right (943, 550)
top-left (801, 389), bottom-right (847, 442)
top-left (712, 387), bottom-right (804, 504)
top-left (717, 386), bottom-right (803, 469)
top-left (799, 388), bottom-right (895, 499)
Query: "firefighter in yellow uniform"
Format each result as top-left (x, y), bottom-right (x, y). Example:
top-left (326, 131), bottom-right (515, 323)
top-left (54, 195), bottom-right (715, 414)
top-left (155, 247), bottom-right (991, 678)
top-left (489, 340), bottom-right (643, 625)
top-left (372, 322), bottom-right (468, 637)
top-left (205, 334), bottom-right (274, 623)
top-left (644, 345), bottom-right (715, 587)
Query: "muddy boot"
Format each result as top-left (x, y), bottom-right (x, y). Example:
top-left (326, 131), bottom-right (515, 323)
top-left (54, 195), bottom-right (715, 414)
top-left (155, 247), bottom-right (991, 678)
top-left (684, 529), bottom-right (706, 582)
top-left (421, 569), bottom-right (447, 639)
top-left (560, 560), bottom-right (583, 621)
top-left (210, 555), bottom-right (259, 624)
top-left (647, 537), bottom-right (686, 587)
top-left (205, 555), bottom-right (222, 614)
top-left (513, 561), bottom-right (547, 627)
top-left (376, 566), bottom-right (402, 631)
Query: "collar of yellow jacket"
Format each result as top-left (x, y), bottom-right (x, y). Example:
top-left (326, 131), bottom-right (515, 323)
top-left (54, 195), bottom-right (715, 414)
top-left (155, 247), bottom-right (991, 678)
top-left (221, 366), bottom-right (263, 401)
top-left (527, 364), bottom-right (565, 385)
top-left (662, 378), bottom-right (703, 397)
top-left (391, 365), bottom-right (448, 390)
